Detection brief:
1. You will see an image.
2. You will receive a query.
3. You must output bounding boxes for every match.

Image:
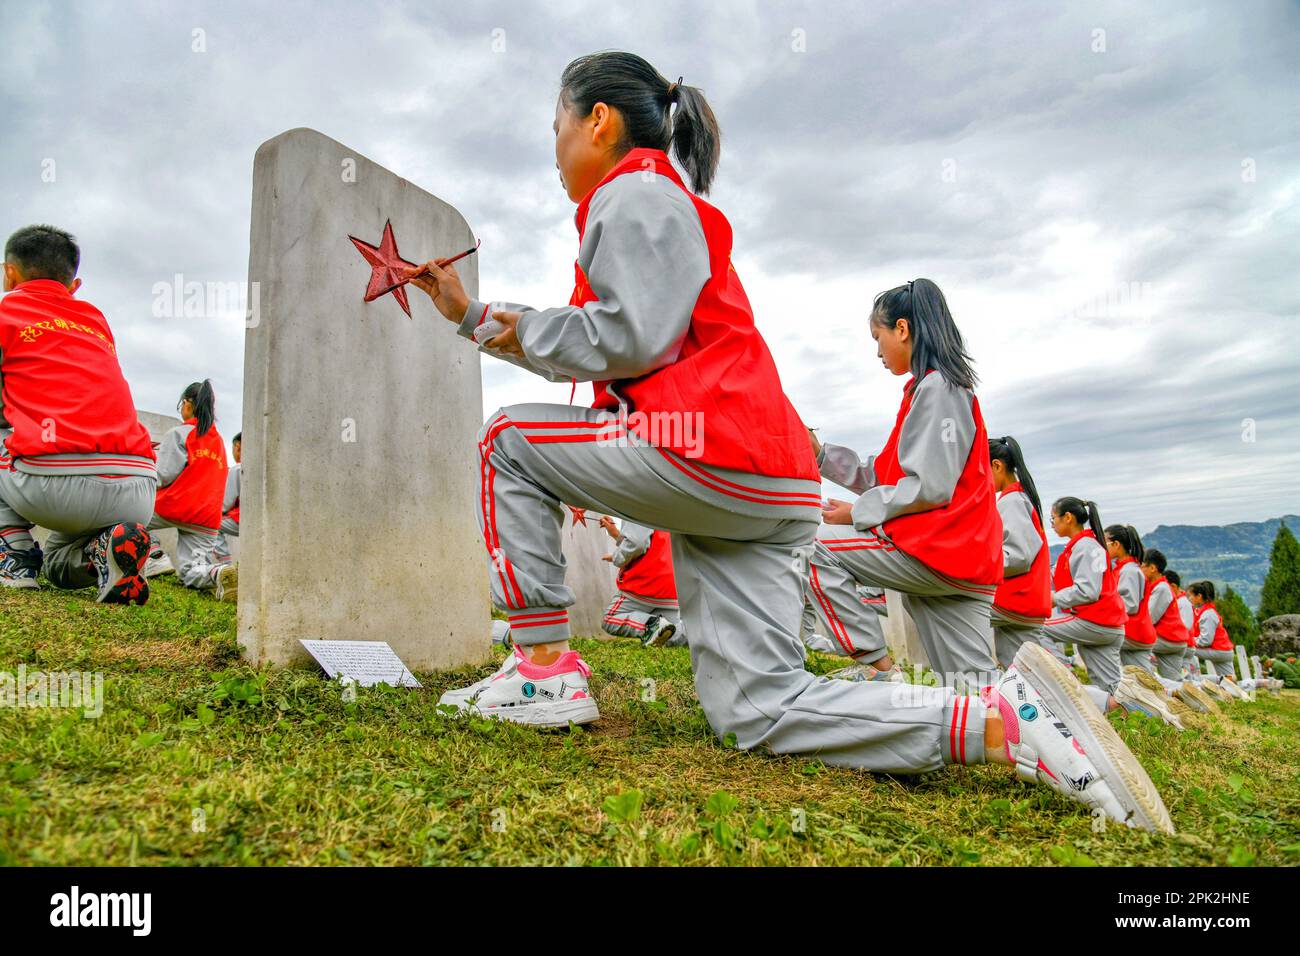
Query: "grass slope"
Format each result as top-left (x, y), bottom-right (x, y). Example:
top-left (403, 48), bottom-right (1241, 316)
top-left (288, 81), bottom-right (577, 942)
top-left (1, 580), bottom-right (1298, 866)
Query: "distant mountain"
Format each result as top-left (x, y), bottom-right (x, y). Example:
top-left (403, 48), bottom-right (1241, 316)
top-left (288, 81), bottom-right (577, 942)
top-left (1048, 515), bottom-right (1298, 612)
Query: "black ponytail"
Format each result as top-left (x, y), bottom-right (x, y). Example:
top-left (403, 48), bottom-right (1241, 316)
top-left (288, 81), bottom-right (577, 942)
top-left (1189, 580), bottom-right (1216, 602)
top-left (1054, 496), bottom-right (1106, 545)
top-left (1144, 548), bottom-right (1167, 574)
top-left (1104, 523), bottom-right (1144, 561)
top-left (871, 278), bottom-right (977, 392)
top-left (559, 51), bottom-right (721, 195)
top-left (988, 435), bottom-right (1043, 521)
top-left (180, 379), bottom-right (216, 437)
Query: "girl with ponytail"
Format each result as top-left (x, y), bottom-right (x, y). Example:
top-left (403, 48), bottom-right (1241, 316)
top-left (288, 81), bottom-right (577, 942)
top-left (404, 53), bottom-right (1172, 831)
top-left (145, 380), bottom-right (236, 599)
top-left (987, 437), bottom-right (1052, 669)
top-left (809, 277), bottom-right (1003, 688)
top-left (1105, 524), bottom-right (1158, 673)
top-left (1188, 581), bottom-right (1236, 677)
top-left (1043, 497), bottom-right (1128, 708)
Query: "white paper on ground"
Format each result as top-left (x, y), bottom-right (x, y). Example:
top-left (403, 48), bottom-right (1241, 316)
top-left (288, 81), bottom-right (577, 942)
top-left (299, 640), bottom-right (422, 688)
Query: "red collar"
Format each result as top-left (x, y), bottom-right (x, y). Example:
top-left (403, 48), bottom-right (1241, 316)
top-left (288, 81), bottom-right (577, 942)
top-left (12, 278), bottom-right (72, 297)
top-left (574, 148), bottom-right (684, 232)
top-left (999, 480), bottom-right (1025, 500)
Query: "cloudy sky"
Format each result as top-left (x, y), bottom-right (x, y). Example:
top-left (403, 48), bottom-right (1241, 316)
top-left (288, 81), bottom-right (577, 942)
top-left (3, 0), bottom-right (1296, 533)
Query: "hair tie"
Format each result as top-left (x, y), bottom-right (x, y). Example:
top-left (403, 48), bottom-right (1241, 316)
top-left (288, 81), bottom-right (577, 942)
top-left (667, 76), bottom-right (683, 103)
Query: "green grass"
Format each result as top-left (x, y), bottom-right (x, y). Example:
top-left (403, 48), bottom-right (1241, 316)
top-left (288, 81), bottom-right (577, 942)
top-left (2, 580), bottom-right (1298, 866)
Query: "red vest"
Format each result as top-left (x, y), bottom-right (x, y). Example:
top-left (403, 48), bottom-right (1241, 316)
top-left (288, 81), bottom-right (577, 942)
top-left (0, 280), bottom-right (154, 463)
top-left (1148, 577), bottom-right (1190, 644)
top-left (1193, 603), bottom-right (1233, 651)
top-left (575, 149), bottom-right (818, 482)
top-left (992, 483), bottom-right (1051, 618)
top-left (617, 530), bottom-right (677, 603)
top-left (1053, 531), bottom-right (1126, 627)
top-left (871, 374), bottom-right (1002, 584)
top-left (1117, 557), bottom-right (1157, 644)
top-left (154, 420), bottom-right (228, 529)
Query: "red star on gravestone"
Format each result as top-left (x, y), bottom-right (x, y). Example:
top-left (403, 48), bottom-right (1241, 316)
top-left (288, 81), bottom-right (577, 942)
top-left (568, 506), bottom-right (589, 527)
top-left (348, 219), bottom-right (417, 318)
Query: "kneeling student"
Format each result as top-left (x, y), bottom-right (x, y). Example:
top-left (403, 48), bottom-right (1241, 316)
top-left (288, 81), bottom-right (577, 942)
top-left (145, 381), bottom-right (236, 601)
top-left (599, 515), bottom-right (682, 647)
top-left (0, 225), bottom-right (155, 604)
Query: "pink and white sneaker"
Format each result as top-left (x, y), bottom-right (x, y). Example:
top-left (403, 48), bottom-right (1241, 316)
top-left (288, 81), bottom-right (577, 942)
top-left (1004, 643), bottom-right (1174, 833)
top-left (438, 646), bottom-right (600, 728)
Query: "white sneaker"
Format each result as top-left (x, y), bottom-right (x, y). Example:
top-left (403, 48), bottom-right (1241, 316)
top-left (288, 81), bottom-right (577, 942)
top-left (1007, 642), bottom-right (1175, 834)
top-left (1113, 676), bottom-right (1185, 729)
top-left (1218, 678), bottom-right (1250, 701)
top-left (438, 646), bottom-right (600, 728)
top-left (491, 619), bottom-right (512, 647)
top-left (144, 548), bottom-right (175, 578)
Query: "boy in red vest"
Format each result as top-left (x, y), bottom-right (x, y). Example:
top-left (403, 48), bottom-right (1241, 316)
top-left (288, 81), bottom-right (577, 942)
top-left (0, 225), bottom-right (155, 603)
top-left (598, 515), bottom-right (681, 647)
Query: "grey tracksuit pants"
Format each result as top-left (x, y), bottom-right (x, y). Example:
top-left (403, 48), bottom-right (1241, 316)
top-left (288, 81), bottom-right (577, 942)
top-left (991, 608), bottom-right (1046, 670)
top-left (1152, 638), bottom-right (1188, 679)
top-left (1042, 613), bottom-right (1124, 692)
top-left (475, 403), bottom-right (985, 773)
top-left (802, 555), bottom-right (889, 663)
top-left (811, 524), bottom-right (999, 688)
top-left (602, 591), bottom-right (685, 647)
top-left (0, 468), bottom-right (155, 589)
top-left (1120, 639), bottom-right (1157, 673)
top-left (147, 515), bottom-right (225, 590)
top-left (1195, 647), bottom-right (1235, 677)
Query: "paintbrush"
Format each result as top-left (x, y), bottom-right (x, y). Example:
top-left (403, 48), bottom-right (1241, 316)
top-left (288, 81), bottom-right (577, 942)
top-left (373, 239), bottom-right (481, 297)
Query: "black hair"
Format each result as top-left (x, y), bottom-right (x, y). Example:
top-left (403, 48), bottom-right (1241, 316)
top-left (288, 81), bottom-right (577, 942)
top-left (179, 380), bottom-right (216, 437)
top-left (1188, 580), bottom-right (1216, 602)
top-left (559, 51), bottom-right (721, 195)
top-left (1104, 524), bottom-right (1144, 562)
top-left (870, 278), bottom-right (977, 392)
top-left (1166, 569), bottom-right (1182, 587)
top-left (4, 224), bottom-right (80, 285)
top-left (232, 432), bottom-right (242, 445)
top-left (1053, 496), bottom-right (1106, 544)
top-left (1142, 548), bottom-right (1168, 574)
top-left (988, 435), bottom-right (1043, 521)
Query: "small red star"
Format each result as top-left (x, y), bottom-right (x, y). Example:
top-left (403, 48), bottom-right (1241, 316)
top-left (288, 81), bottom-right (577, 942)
top-left (568, 506), bottom-right (589, 526)
top-left (348, 219), bottom-right (418, 318)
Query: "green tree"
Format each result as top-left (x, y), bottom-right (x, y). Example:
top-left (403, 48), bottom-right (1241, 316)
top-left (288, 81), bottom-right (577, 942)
top-left (1258, 522), bottom-right (1300, 622)
top-left (1219, 585), bottom-right (1258, 652)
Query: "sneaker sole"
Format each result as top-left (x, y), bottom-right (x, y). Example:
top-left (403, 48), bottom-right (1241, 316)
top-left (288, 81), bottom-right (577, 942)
top-left (644, 623), bottom-right (676, 648)
top-left (99, 523), bottom-right (151, 605)
top-left (469, 696), bottom-right (600, 728)
top-left (215, 564), bottom-right (238, 604)
top-left (0, 577), bottom-right (40, 590)
top-left (1014, 643), bottom-right (1175, 834)
top-left (1178, 683), bottom-right (1219, 714)
top-left (1116, 681), bottom-right (1184, 730)
top-left (1124, 666), bottom-right (1170, 697)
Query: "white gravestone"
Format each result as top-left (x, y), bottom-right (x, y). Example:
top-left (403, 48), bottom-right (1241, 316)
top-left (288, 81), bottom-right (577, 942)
top-left (560, 510), bottom-right (620, 638)
top-left (240, 128), bottom-right (489, 671)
